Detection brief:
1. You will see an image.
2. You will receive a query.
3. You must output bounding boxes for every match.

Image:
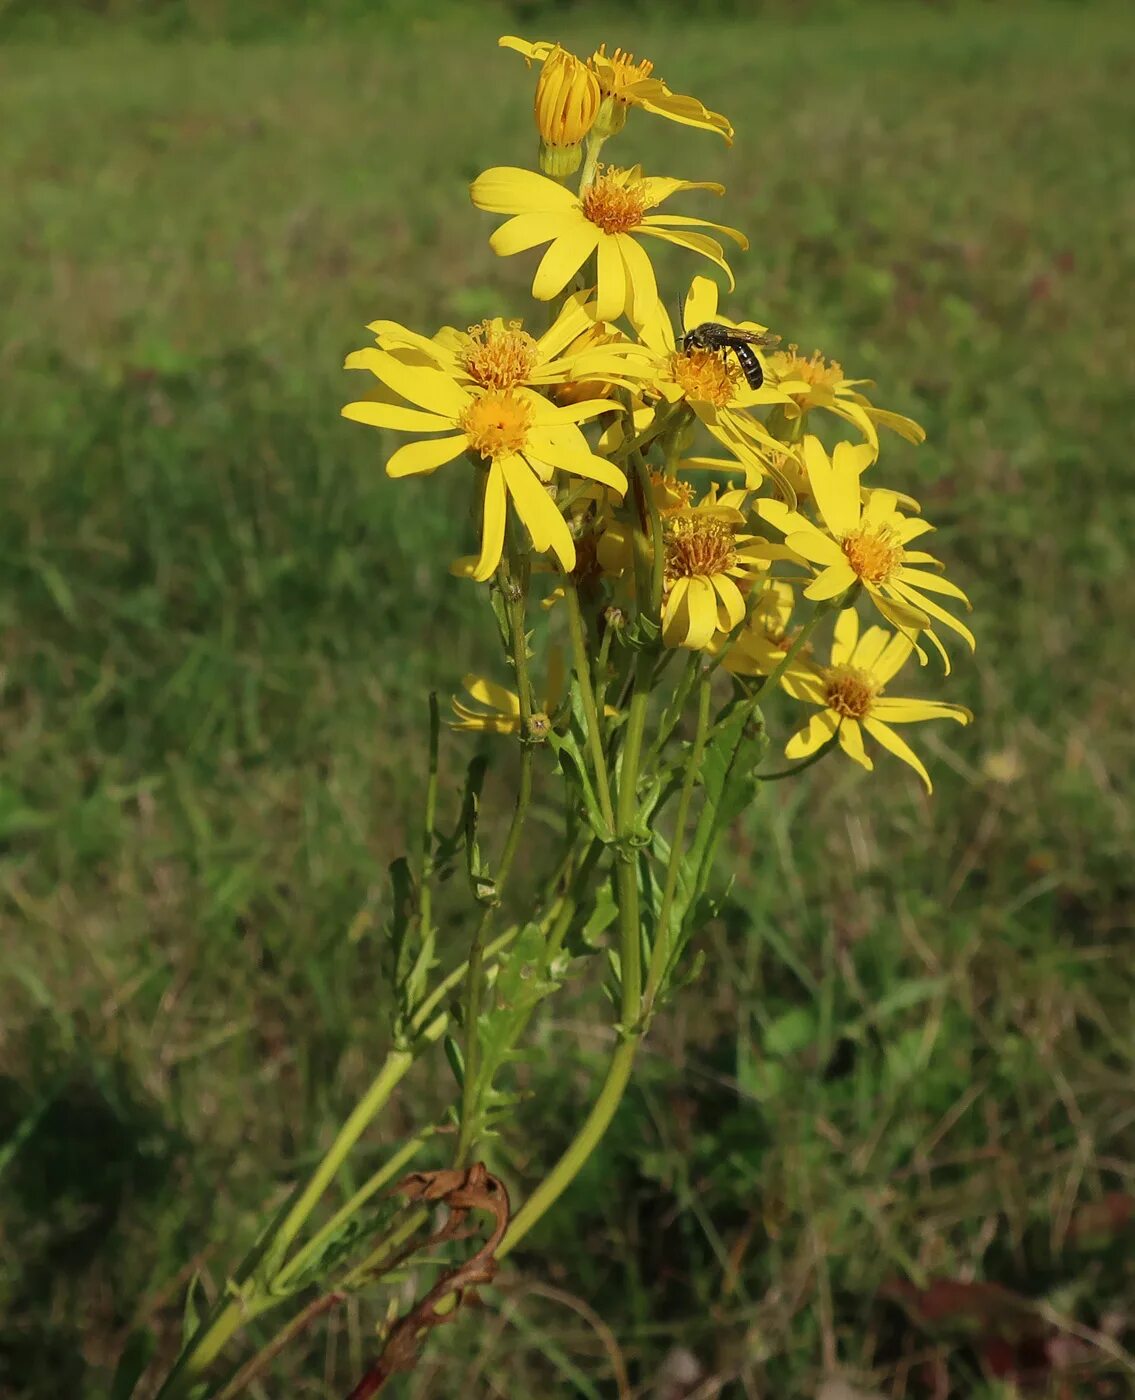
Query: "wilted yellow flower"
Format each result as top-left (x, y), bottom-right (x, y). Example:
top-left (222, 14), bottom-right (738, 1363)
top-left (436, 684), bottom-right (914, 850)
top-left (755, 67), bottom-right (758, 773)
top-left (470, 164), bottom-right (746, 325)
top-left (782, 609), bottom-right (971, 791)
top-left (534, 45), bottom-right (600, 175)
top-left (769, 345), bottom-right (925, 458)
top-left (500, 35), bottom-right (733, 142)
top-left (758, 436), bottom-right (975, 670)
top-left (451, 652), bottom-right (565, 737)
top-left (724, 580), bottom-right (800, 678)
top-left (342, 350), bottom-right (626, 582)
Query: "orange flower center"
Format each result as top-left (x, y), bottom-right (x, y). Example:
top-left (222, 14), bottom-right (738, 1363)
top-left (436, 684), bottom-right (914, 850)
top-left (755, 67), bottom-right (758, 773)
top-left (669, 346), bottom-right (740, 407)
top-left (650, 470), bottom-right (696, 515)
top-left (823, 665), bottom-right (877, 720)
top-left (460, 390), bottom-right (533, 460)
top-left (842, 524), bottom-right (903, 585)
top-left (581, 167), bottom-right (648, 234)
top-left (664, 513), bottom-right (736, 581)
top-left (778, 345), bottom-right (845, 408)
top-left (460, 320), bottom-right (539, 390)
top-left (591, 44), bottom-right (654, 102)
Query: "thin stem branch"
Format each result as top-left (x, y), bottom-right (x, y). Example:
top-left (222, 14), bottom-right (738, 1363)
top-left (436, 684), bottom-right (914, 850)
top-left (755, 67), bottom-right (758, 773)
top-left (563, 576), bottom-right (615, 832)
top-left (642, 668), bottom-right (712, 1018)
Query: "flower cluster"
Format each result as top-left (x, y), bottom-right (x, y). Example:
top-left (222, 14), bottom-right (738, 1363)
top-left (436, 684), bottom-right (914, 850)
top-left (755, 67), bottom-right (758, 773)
top-left (343, 32), bottom-right (974, 791)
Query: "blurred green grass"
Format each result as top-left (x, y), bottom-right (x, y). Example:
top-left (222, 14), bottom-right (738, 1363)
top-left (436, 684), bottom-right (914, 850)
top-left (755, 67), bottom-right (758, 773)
top-left (1, 3), bottom-right (1134, 1395)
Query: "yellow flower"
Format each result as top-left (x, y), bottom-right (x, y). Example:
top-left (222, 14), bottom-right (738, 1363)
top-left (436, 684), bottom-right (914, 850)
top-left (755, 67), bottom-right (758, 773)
top-left (724, 580), bottom-right (799, 677)
top-left (342, 350), bottom-right (626, 582)
top-left (500, 36), bottom-right (733, 142)
top-left (451, 652), bottom-right (565, 737)
top-left (470, 164), bottom-right (747, 326)
top-left (768, 345), bottom-right (925, 459)
top-left (632, 276), bottom-right (796, 493)
top-left (782, 609), bottom-right (971, 791)
top-left (758, 436), bottom-right (975, 670)
top-left (534, 45), bottom-right (601, 175)
top-left (360, 291), bottom-right (645, 397)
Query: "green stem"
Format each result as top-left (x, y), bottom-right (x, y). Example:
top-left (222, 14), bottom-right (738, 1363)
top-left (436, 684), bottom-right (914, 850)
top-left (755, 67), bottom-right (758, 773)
top-left (577, 132), bottom-right (607, 192)
top-left (456, 547), bottom-right (535, 1165)
top-left (498, 1035), bottom-right (638, 1259)
top-left (413, 693), bottom-right (441, 1005)
top-left (758, 729), bottom-right (841, 781)
top-left (629, 448), bottom-right (664, 623)
top-left (273, 1129), bottom-right (435, 1291)
top-left (642, 668), bottom-right (712, 1019)
top-left (563, 577), bottom-right (615, 833)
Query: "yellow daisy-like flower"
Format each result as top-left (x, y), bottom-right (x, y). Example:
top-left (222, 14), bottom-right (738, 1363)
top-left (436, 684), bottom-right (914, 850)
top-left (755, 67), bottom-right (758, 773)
top-left (359, 291), bottom-right (645, 397)
top-left (769, 345), bottom-right (925, 459)
top-left (782, 609), bottom-right (971, 792)
top-left (758, 436), bottom-right (975, 671)
top-left (470, 164), bottom-right (747, 326)
top-left (500, 35), bottom-right (733, 142)
top-left (451, 652), bottom-right (565, 737)
top-left (659, 486), bottom-right (776, 650)
top-left (724, 580), bottom-right (799, 678)
top-left (342, 350), bottom-right (626, 582)
top-left (632, 276), bottom-right (796, 492)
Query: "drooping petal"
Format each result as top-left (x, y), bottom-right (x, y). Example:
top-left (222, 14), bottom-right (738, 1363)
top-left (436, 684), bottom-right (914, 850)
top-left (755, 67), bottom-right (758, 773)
top-left (463, 675), bottom-right (522, 715)
top-left (872, 697), bottom-right (972, 724)
top-left (618, 232), bottom-right (660, 328)
top-left (532, 225), bottom-right (601, 302)
top-left (683, 575), bottom-right (720, 649)
top-left (638, 176), bottom-right (725, 204)
top-left (889, 581), bottom-right (976, 651)
top-left (662, 577), bottom-right (691, 647)
top-left (838, 719), bottom-right (874, 771)
top-left (385, 435), bottom-right (468, 478)
top-left (341, 400), bottom-right (455, 434)
top-left (785, 710), bottom-right (839, 759)
top-left (595, 233), bottom-right (628, 322)
top-left (861, 717), bottom-right (933, 792)
top-left (470, 166), bottom-right (577, 214)
top-left (472, 461), bottom-right (508, 583)
top-left (641, 211), bottom-right (749, 249)
top-left (712, 573), bottom-right (746, 631)
top-left (638, 226), bottom-right (736, 291)
top-left (501, 453), bottom-right (576, 571)
top-left (895, 567), bottom-right (972, 604)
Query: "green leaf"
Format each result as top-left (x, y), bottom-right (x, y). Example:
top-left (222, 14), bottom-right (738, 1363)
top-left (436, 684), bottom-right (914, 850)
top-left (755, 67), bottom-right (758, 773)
top-left (110, 1327), bottom-right (155, 1400)
top-left (548, 728), bottom-right (613, 842)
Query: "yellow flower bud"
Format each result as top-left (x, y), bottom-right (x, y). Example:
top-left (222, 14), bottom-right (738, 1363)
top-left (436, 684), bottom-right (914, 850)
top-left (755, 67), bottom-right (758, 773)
top-left (534, 45), bottom-right (600, 176)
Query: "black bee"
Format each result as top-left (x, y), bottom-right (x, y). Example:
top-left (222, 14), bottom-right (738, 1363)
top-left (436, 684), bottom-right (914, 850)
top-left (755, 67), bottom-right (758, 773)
top-left (682, 321), bottom-right (781, 391)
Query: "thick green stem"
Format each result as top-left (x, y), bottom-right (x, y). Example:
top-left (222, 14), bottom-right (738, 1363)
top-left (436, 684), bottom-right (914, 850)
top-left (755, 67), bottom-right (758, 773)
top-left (563, 576), bottom-right (615, 832)
top-left (642, 669), bottom-right (712, 1018)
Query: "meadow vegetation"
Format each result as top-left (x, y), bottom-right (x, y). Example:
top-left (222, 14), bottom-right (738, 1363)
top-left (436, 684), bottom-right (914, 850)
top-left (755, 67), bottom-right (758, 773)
top-left (1, 3), bottom-right (1133, 1395)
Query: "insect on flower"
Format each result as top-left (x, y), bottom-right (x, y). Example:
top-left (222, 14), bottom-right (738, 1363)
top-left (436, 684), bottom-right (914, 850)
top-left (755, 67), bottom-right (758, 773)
top-left (682, 320), bottom-right (781, 390)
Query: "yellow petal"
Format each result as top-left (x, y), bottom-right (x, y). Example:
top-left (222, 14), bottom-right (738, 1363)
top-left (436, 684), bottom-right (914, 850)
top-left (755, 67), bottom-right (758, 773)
top-left (357, 351), bottom-right (470, 419)
top-left (861, 717), bottom-right (933, 792)
top-left (463, 675), bottom-right (521, 715)
top-left (470, 166), bottom-right (577, 214)
top-left (712, 573), bottom-right (746, 630)
top-left (385, 435), bottom-right (467, 478)
top-left (830, 607), bottom-right (860, 666)
top-left (472, 462), bottom-right (508, 583)
top-left (341, 401), bottom-right (455, 434)
top-left (532, 225), bottom-right (600, 302)
top-left (638, 226), bottom-right (736, 291)
top-left (785, 710), bottom-right (838, 759)
top-left (641, 211), bottom-right (749, 250)
top-left (786, 527), bottom-right (846, 567)
top-left (501, 453), bottom-right (575, 571)
top-left (498, 36), bottom-right (557, 62)
top-left (872, 698), bottom-right (971, 725)
top-left (838, 719), bottom-right (873, 771)
top-left (638, 176), bottom-right (724, 204)
top-left (490, 211), bottom-right (575, 255)
top-left (595, 233), bottom-right (628, 322)
top-left (803, 562), bottom-right (857, 601)
top-left (804, 435), bottom-right (858, 538)
top-left (683, 274), bottom-right (720, 332)
top-left (618, 233), bottom-right (660, 329)
top-left (683, 576), bottom-right (720, 649)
